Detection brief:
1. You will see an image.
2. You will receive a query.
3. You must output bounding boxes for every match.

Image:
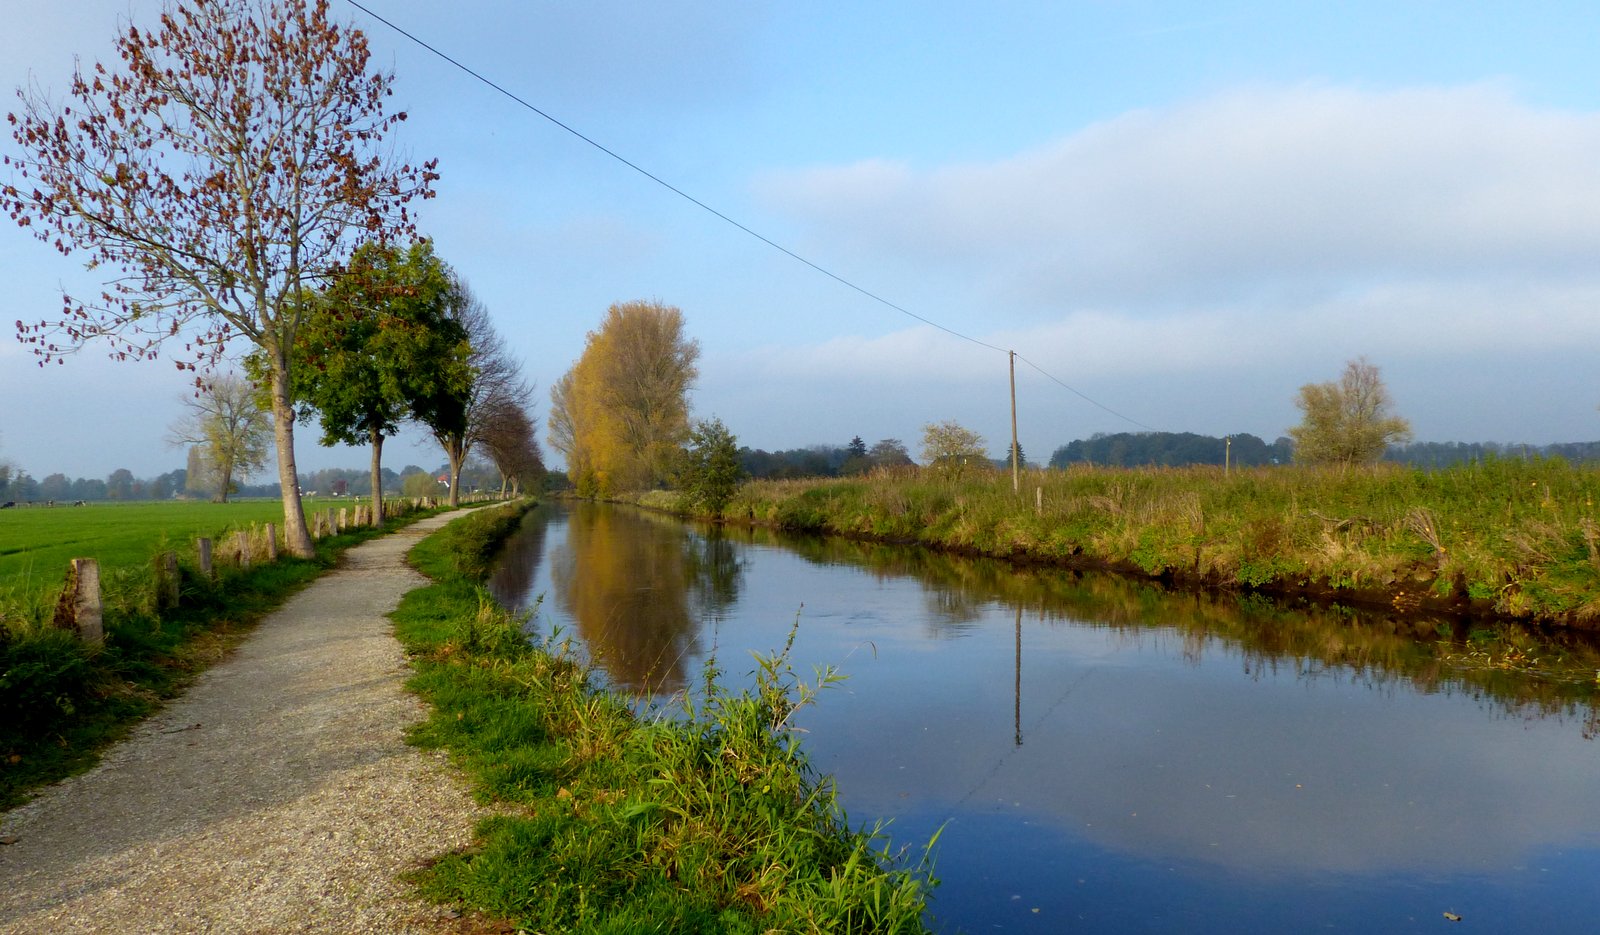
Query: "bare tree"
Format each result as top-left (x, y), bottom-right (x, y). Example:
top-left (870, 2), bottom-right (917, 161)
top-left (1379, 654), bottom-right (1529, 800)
top-left (478, 394), bottom-right (544, 498)
top-left (3, 0), bottom-right (436, 555)
top-left (168, 374), bottom-right (271, 502)
top-left (413, 281), bottom-right (528, 506)
top-left (1289, 357), bottom-right (1412, 467)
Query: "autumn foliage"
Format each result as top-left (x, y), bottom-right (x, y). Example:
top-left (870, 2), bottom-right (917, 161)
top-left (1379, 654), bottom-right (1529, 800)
top-left (549, 301), bottom-right (700, 497)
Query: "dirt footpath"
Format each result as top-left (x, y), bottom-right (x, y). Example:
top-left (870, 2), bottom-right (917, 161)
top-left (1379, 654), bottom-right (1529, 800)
top-left (0, 511), bottom-right (489, 934)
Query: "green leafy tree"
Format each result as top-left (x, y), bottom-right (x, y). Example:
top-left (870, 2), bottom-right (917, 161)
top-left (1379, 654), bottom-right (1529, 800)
top-left (168, 374), bottom-right (271, 502)
top-left (1289, 357), bottom-right (1412, 467)
top-left (921, 420), bottom-right (987, 480)
top-left (3, 0), bottom-right (437, 555)
top-left (289, 240), bottom-right (470, 523)
top-left (679, 417), bottom-right (744, 515)
top-left (106, 468), bottom-right (136, 501)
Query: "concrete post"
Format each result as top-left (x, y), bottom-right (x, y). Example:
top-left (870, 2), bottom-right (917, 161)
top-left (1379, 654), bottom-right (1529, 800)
top-left (53, 558), bottom-right (103, 646)
top-left (197, 537), bottom-right (214, 577)
top-left (264, 523), bottom-right (278, 561)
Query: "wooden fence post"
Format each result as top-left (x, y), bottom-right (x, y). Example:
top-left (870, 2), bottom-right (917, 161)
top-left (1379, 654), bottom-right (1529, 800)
top-left (155, 551), bottom-right (180, 609)
top-left (53, 558), bottom-right (103, 646)
top-left (235, 530), bottom-right (251, 569)
top-left (197, 537), bottom-right (214, 577)
top-left (264, 523), bottom-right (278, 561)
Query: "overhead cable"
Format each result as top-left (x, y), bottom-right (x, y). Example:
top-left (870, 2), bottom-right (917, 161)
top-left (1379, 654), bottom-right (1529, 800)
top-left (341, 0), bottom-right (1155, 431)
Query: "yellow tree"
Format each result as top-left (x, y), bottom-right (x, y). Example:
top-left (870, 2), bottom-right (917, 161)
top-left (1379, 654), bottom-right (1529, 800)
top-left (1289, 357), bottom-right (1412, 467)
top-left (549, 301), bottom-right (699, 496)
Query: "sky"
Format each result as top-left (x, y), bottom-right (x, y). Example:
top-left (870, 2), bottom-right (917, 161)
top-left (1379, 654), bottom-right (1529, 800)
top-left (4, 0), bottom-right (1600, 481)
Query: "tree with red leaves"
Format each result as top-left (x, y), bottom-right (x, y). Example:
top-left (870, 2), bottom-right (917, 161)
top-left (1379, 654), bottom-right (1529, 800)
top-left (3, 0), bottom-right (437, 556)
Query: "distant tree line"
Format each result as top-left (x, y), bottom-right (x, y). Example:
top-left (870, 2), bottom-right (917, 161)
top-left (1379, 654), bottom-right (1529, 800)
top-left (1050, 432), bottom-right (1295, 468)
top-left (736, 436), bottom-right (914, 480)
top-left (0, 458), bottom-right (518, 505)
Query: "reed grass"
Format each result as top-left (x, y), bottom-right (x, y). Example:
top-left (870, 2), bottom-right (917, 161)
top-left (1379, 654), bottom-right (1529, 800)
top-left (695, 458), bottom-right (1600, 626)
top-left (395, 503), bottom-right (937, 933)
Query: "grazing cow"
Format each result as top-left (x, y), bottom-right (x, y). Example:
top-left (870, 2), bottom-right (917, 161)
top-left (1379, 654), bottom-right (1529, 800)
top-left (73, 500), bottom-right (86, 506)
top-left (0, 501), bottom-right (13, 509)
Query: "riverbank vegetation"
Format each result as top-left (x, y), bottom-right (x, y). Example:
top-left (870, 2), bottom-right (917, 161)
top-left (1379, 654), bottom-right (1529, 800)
top-left (663, 456), bottom-right (1600, 628)
top-left (395, 503), bottom-right (937, 933)
top-left (0, 504), bottom-right (436, 809)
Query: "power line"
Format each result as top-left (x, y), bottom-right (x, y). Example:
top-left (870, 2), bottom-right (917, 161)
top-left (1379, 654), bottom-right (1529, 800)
top-left (341, 0), bottom-right (1155, 431)
top-left (1015, 353), bottom-right (1159, 432)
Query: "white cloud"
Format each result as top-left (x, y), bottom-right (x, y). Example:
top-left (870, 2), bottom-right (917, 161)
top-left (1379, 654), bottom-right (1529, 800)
top-left (758, 83), bottom-right (1600, 310)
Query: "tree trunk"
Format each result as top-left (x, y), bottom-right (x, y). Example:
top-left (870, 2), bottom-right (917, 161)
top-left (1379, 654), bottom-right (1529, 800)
top-left (269, 350), bottom-right (314, 557)
top-left (446, 433), bottom-right (465, 507)
top-left (217, 453), bottom-right (234, 504)
top-left (369, 427), bottom-right (385, 526)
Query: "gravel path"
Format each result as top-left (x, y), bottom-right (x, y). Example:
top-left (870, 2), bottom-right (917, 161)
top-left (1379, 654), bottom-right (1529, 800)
top-left (0, 511), bottom-right (493, 934)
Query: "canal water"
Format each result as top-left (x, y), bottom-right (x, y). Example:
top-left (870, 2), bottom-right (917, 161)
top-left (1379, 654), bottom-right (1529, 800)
top-left (487, 502), bottom-right (1600, 933)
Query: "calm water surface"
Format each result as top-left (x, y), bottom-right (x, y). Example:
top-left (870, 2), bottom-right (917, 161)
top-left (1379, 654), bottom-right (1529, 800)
top-left (488, 503), bottom-right (1600, 933)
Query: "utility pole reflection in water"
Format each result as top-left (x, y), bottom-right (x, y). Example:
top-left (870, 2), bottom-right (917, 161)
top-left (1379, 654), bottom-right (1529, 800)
top-left (1014, 604), bottom-right (1023, 747)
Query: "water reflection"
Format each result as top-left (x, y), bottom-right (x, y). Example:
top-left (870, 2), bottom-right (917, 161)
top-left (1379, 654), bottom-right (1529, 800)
top-left (485, 508), bottom-right (550, 611)
top-left (545, 503), bottom-right (743, 693)
top-left (759, 528), bottom-right (1600, 732)
top-left (489, 506), bottom-right (1600, 933)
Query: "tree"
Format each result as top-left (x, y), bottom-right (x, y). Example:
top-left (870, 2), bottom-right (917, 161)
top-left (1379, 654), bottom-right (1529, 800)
top-left (549, 300), bottom-right (700, 497)
top-left (289, 240), bottom-right (470, 523)
top-left (3, 0), bottom-right (437, 555)
top-left (412, 280), bottom-right (526, 506)
top-left (678, 417), bottom-right (744, 516)
top-left (106, 468), bottom-right (135, 501)
top-left (478, 394), bottom-right (545, 498)
top-left (921, 420), bottom-right (987, 480)
top-left (168, 374), bottom-right (271, 502)
top-left (1288, 357), bottom-right (1412, 467)
top-left (868, 438), bottom-right (914, 469)
top-left (841, 435), bottom-right (871, 475)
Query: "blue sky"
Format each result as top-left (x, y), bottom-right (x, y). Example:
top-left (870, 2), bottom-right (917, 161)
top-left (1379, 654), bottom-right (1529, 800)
top-left (5, 1), bottom-right (1600, 480)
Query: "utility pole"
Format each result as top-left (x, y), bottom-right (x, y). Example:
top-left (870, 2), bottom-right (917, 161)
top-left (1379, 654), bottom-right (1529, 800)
top-left (1009, 351), bottom-right (1020, 493)
top-left (1225, 435), bottom-right (1232, 476)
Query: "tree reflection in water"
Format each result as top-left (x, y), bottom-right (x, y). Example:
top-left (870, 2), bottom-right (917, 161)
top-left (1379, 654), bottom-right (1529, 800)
top-left (549, 503), bottom-right (743, 694)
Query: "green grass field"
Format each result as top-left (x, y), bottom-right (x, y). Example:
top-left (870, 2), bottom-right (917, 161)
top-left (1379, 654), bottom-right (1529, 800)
top-left (0, 498), bottom-right (359, 593)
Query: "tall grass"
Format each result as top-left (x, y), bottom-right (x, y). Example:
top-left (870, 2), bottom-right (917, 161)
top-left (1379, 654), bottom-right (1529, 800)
top-left (396, 504), bottom-right (938, 933)
top-left (705, 458), bottom-right (1600, 626)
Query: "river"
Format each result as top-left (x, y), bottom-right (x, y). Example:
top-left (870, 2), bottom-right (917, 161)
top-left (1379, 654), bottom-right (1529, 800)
top-left (487, 502), bottom-right (1600, 933)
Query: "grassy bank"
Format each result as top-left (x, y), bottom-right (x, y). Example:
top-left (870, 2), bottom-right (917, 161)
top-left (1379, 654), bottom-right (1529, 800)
top-left (653, 458), bottom-right (1600, 627)
top-left (0, 503), bottom-right (438, 809)
top-left (394, 503), bottom-right (937, 933)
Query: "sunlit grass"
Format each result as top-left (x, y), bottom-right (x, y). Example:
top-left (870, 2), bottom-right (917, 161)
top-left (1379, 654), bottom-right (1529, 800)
top-left (713, 457), bottom-right (1600, 625)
